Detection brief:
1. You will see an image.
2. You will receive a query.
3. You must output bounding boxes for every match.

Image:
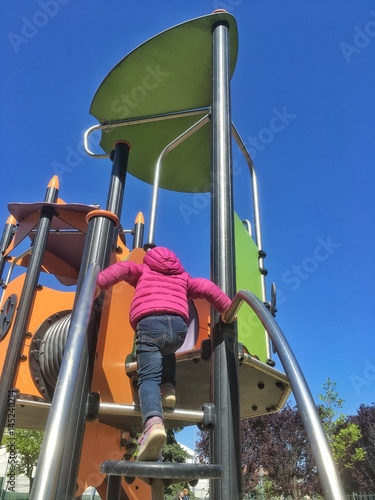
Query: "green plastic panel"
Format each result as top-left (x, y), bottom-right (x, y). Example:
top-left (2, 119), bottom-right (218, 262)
top-left (89, 11), bottom-right (238, 192)
top-left (234, 213), bottom-right (269, 362)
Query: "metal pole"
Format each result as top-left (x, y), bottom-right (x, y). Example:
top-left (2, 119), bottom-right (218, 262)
top-left (29, 263), bottom-right (100, 500)
top-left (106, 476), bottom-right (121, 500)
top-left (210, 21), bottom-right (242, 500)
top-left (105, 141), bottom-right (130, 219)
top-left (54, 141), bottom-right (130, 499)
top-left (226, 290), bottom-right (346, 499)
top-left (0, 176), bottom-right (59, 442)
top-left (0, 215), bottom-right (17, 287)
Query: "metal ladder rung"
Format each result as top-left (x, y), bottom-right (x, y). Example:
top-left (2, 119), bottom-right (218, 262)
top-left (101, 460), bottom-right (223, 481)
top-left (101, 461), bottom-right (223, 500)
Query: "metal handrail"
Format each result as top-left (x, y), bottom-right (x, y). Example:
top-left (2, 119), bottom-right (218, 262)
top-left (231, 124), bottom-right (265, 287)
top-left (231, 124), bottom-right (271, 359)
top-left (30, 263), bottom-right (100, 500)
top-left (147, 113), bottom-right (210, 246)
top-left (83, 107), bottom-right (210, 158)
top-left (226, 289), bottom-right (346, 499)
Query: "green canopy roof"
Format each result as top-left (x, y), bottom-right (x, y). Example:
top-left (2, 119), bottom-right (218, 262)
top-left (90, 11), bottom-right (238, 192)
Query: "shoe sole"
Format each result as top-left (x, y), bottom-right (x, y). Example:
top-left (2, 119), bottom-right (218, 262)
top-left (137, 430), bottom-right (167, 461)
top-left (162, 395), bottom-right (176, 409)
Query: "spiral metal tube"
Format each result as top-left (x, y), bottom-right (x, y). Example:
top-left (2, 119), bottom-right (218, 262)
top-left (39, 314), bottom-right (71, 389)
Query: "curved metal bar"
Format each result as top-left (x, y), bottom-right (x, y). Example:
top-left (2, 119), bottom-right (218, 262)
top-left (231, 125), bottom-right (263, 262)
top-left (225, 289), bottom-right (346, 499)
top-left (30, 263), bottom-right (100, 500)
top-left (241, 219), bottom-right (252, 237)
top-left (83, 107), bottom-right (210, 158)
top-left (147, 113), bottom-right (210, 246)
top-left (83, 124), bottom-right (110, 158)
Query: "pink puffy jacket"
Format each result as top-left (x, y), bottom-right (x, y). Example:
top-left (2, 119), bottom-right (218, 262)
top-left (97, 246), bottom-right (231, 329)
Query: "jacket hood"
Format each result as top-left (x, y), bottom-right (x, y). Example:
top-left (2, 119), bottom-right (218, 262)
top-left (143, 247), bottom-right (185, 275)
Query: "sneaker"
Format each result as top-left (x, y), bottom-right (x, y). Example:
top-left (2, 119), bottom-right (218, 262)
top-left (161, 383), bottom-right (176, 409)
top-left (137, 417), bottom-right (166, 461)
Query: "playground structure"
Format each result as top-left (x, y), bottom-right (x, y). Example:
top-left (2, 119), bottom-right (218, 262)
top-left (0, 10), bottom-right (346, 500)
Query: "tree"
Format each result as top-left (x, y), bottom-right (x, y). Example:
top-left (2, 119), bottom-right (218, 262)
top-left (344, 403), bottom-right (375, 491)
top-left (196, 379), bottom-right (368, 497)
top-left (1, 428), bottom-right (44, 493)
top-left (196, 403), bottom-right (321, 498)
top-left (162, 429), bottom-right (195, 500)
top-left (242, 404), bottom-right (321, 498)
top-left (318, 378), bottom-right (366, 474)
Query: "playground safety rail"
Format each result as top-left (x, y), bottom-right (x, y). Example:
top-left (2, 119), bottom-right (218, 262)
top-left (225, 289), bottom-right (346, 499)
top-left (147, 113), bottom-right (210, 246)
top-left (83, 107), bottom-right (210, 158)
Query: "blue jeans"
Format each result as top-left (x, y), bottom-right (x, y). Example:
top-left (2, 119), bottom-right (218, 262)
top-left (135, 314), bottom-right (187, 423)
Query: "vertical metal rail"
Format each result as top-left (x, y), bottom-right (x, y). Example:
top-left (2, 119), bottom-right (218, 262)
top-left (56, 141), bottom-right (131, 499)
top-left (226, 290), bottom-right (346, 499)
top-left (0, 176), bottom-right (59, 442)
top-left (29, 263), bottom-right (100, 500)
top-left (210, 21), bottom-right (242, 500)
top-left (0, 215), bottom-right (17, 287)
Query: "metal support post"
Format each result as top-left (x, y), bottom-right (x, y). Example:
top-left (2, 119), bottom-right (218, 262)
top-left (210, 21), bottom-right (242, 500)
top-left (0, 176), bottom-right (59, 441)
top-left (55, 141), bottom-right (131, 499)
top-left (29, 263), bottom-right (99, 500)
top-left (106, 476), bottom-right (121, 500)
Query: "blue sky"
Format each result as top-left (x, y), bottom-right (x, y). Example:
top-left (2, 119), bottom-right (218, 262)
top-left (1, 1), bottom-right (374, 451)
